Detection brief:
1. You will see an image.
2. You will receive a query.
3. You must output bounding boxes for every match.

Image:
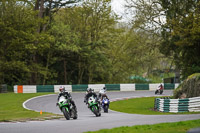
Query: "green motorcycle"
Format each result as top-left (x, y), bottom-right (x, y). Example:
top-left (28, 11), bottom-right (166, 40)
top-left (88, 96), bottom-right (101, 117)
top-left (58, 96), bottom-right (77, 120)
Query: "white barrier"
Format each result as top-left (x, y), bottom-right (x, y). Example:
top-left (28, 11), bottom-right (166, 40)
top-left (175, 83), bottom-right (180, 89)
top-left (120, 84), bottom-right (135, 91)
top-left (54, 85), bottom-right (72, 93)
top-left (14, 85), bottom-right (17, 93)
top-left (88, 84), bottom-right (105, 92)
top-left (23, 85), bottom-right (36, 93)
top-left (149, 84), bottom-right (160, 91)
top-left (155, 96), bottom-right (200, 113)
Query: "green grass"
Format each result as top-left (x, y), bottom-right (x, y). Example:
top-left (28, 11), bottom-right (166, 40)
top-left (0, 93), bottom-right (61, 122)
top-left (85, 119), bottom-right (200, 133)
top-left (110, 97), bottom-right (200, 115)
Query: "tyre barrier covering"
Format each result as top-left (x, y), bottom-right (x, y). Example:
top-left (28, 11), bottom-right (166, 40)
top-left (14, 83), bottom-right (179, 93)
top-left (154, 97), bottom-right (200, 113)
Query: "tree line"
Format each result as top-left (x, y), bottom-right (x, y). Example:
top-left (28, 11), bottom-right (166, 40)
top-left (0, 0), bottom-right (199, 86)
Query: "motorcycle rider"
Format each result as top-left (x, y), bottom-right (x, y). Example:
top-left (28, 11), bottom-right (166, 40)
top-left (155, 83), bottom-right (164, 94)
top-left (99, 87), bottom-right (109, 101)
top-left (57, 86), bottom-right (77, 111)
top-left (158, 83), bottom-right (164, 90)
top-left (84, 88), bottom-right (100, 107)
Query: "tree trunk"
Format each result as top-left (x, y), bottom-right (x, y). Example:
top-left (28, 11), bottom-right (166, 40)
top-left (64, 59), bottom-right (67, 84)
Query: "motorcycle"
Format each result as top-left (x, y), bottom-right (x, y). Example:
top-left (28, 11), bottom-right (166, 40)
top-left (101, 97), bottom-right (110, 113)
top-left (155, 86), bottom-right (164, 94)
top-left (58, 96), bottom-right (77, 120)
top-left (87, 96), bottom-right (101, 117)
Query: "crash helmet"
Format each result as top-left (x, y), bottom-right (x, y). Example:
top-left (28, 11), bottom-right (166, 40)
top-left (59, 86), bottom-right (65, 92)
top-left (87, 88), bottom-right (93, 93)
top-left (103, 87), bottom-right (107, 91)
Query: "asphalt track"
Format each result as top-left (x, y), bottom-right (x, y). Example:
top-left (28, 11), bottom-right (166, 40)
top-left (1, 90), bottom-right (200, 133)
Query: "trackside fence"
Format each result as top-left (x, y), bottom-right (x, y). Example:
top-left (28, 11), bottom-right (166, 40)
top-left (14, 83), bottom-right (179, 93)
top-left (154, 97), bottom-right (200, 113)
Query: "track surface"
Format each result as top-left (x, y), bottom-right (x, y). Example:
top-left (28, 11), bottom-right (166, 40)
top-left (1, 90), bottom-right (200, 133)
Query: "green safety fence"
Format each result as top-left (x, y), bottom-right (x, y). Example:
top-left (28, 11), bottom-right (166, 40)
top-left (135, 84), bottom-right (149, 90)
top-left (72, 84), bottom-right (88, 92)
top-left (105, 84), bottom-right (120, 91)
top-left (164, 83), bottom-right (175, 90)
top-left (37, 85), bottom-right (54, 92)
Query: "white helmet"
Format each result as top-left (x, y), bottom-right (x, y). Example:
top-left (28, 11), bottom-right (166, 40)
top-left (59, 86), bottom-right (65, 92)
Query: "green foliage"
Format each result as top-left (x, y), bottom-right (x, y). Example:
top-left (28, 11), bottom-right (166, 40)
top-left (0, 0), bottom-right (172, 85)
top-left (160, 0), bottom-right (200, 79)
top-left (173, 73), bottom-right (200, 98)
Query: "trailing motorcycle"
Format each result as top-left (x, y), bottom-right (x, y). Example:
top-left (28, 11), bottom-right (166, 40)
top-left (101, 97), bottom-right (110, 113)
top-left (87, 96), bottom-right (101, 117)
top-left (155, 85), bottom-right (164, 95)
top-left (58, 96), bottom-right (77, 120)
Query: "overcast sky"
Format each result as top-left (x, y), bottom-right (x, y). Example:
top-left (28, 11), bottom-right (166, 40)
top-left (111, 0), bottom-right (126, 15)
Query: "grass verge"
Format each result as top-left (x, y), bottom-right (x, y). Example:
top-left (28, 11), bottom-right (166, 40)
top-left (0, 93), bottom-right (62, 122)
top-left (110, 97), bottom-right (200, 115)
top-left (85, 119), bottom-right (200, 133)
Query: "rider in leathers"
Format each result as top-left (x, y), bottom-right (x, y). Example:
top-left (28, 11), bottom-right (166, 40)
top-left (84, 88), bottom-right (100, 107)
top-left (57, 86), bottom-right (77, 111)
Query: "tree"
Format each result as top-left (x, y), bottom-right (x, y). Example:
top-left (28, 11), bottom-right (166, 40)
top-left (160, 0), bottom-right (200, 79)
top-left (56, 0), bottom-right (117, 84)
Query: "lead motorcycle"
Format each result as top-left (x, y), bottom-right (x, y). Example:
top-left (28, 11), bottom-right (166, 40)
top-left (101, 97), bottom-right (110, 113)
top-left (58, 96), bottom-right (77, 120)
top-left (87, 96), bottom-right (101, 117)
top-left (155, 86), bottom-right (164, 95)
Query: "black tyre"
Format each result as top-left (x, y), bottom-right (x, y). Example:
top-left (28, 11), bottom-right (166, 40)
top-left (72, 109), bottom-right (78, 119)
top-left (62, 107), bottom-right (70, 120)
top-left (155, 90), bottom-right (158, 94)
top-left (104, 105), bottom-right (108, 113)
top-left (160, 90), bottom-right (163, 94)
top-left (92, 106), bottom-right (99, 117)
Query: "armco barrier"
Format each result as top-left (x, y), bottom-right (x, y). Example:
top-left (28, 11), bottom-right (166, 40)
top-left (14, 83), bottom-right (179, 93)
top-left (154, 97), bottom-right (200, 113)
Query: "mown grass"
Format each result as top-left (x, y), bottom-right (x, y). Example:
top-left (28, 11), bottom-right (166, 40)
top-left (0, 93), bottom-right (61, 122)
top-left (110, 97), bottom-right (200, 115)
top-left (86, 119), bottom-right (200, 133)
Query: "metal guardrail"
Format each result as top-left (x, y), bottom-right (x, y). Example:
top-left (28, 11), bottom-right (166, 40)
top-left (154, 97), bottom-right (200, 113)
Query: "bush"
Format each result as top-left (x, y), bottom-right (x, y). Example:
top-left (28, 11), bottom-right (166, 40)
top-left (173, 73), bottom-right (200, 98)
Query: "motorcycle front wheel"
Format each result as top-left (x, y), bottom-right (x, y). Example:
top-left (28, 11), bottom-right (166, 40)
top-left (62, 107), bottom-right (70, 120)
top-left (155, 90), bottom-right (158, 94)
top-left (92, 106), bottom-right (101, 117)
top-left (104, 105), bottom-right (108, 113)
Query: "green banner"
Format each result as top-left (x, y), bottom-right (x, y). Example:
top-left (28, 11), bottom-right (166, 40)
top-left (164, 83), bottom-right (175, 90)
top-left (135, 84), bottom-right (149, 90)
top-left (72, 84), bottom-right (88, 92)
top-left (37, 85), bottom-right (54, 92)
top-left (105, 84), bottom-right (120, 91)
